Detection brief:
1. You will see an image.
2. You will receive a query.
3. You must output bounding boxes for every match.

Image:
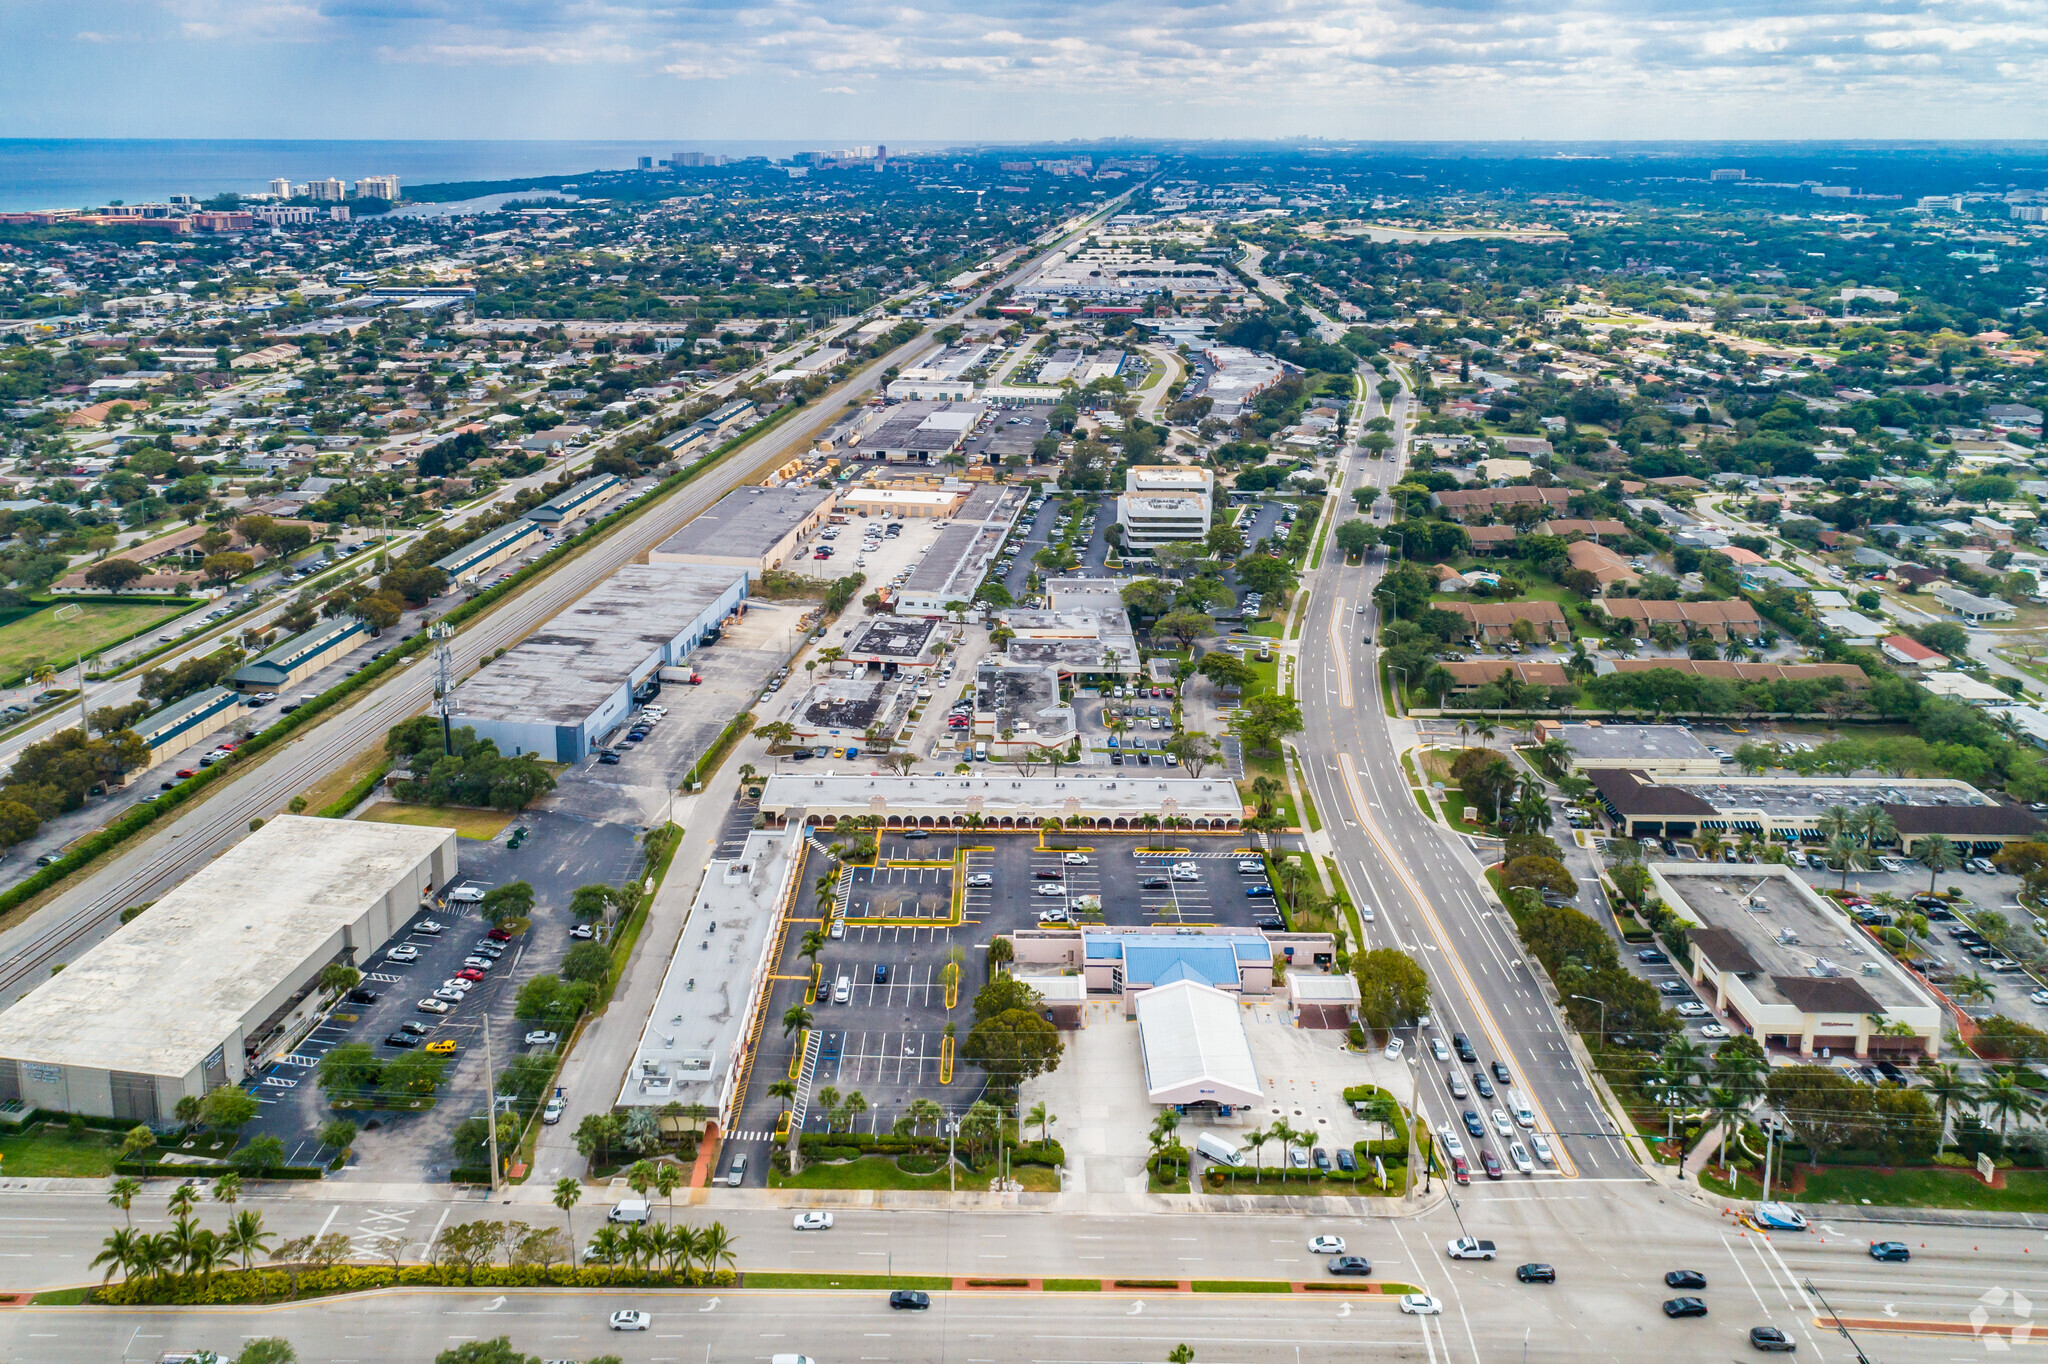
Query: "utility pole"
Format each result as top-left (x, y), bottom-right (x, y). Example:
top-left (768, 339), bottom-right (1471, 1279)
top-left (483, 1011), bottom-right (500, 1195)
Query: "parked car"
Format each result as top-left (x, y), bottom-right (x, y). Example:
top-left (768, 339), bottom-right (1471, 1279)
top-left (417, 998), bottom-right (452, 1014)
top-left (383, 1032), bottom-right (420, 1049)
top-left (525, 1031), bottom-right (560, 1048)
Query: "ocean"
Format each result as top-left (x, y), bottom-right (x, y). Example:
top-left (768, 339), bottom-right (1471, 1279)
top-left (0, 139), bottom-right (895, 212)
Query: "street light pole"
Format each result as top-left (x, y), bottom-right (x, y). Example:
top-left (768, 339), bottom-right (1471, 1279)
top-left (1568, 994), bottom-right (1607, 1047)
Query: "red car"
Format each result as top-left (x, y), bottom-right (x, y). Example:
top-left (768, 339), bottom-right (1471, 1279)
top-left (1451, 1155), bottom-right (1471, 1185)
top-left (487, 928), bottom-right (513, 942)
top-left (455, 968), bottom-right (485, 982)
top-left (1482, 1150), bottom-right (1504, 1180)
top-left (176, 768), bottom-right (197, 778)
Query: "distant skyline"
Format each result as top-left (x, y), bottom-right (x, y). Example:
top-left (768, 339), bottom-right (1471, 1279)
top-left (7, 0), bottom-right (2048, 142)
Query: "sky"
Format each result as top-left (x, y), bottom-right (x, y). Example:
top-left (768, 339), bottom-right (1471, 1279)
top-left (6, 0), bottom-right (2048, 142)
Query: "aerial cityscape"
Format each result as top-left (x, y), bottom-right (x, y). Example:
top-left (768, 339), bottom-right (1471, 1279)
top-left (4, 29), bottom-right (2048, 1364)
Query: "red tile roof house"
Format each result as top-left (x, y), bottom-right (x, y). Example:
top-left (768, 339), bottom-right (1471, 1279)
top-left (1880, 634), bottom-right (1946, 668)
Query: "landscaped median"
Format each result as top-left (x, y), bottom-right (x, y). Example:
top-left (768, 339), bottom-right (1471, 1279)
top-left (33, 1271), bottom-right (1427, 1308)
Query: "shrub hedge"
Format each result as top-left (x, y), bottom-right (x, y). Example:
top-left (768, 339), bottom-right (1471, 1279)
top-left (96, 1262), bottom-right (740, 1306)
top-left (114, 1159), bottom-right (324, 1180)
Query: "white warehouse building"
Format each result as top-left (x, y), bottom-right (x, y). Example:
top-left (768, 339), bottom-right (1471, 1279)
top-left (0, 818), bottom-right (456, 1121)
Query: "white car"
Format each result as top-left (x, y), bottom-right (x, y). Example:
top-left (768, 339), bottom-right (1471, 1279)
top-left (440, 979), bottom-right (474, 993)
top-left (1507, 1141), bottom-right (1534, 1174)
top-left (386, 945), bottom-right (420, 963)
top-left (1308, 1235), bottom-right (1346, 1254)
top-left (1384, 1038), bottom-right (1405, 1060)
top-left (1492, 1109), bottom-right (1512, 1137)
top-left (1062, 853), bottom-right (1089, 865)
top-left (966, 873), bottom-right (994, 887)
top-left (1675, 1002), bottom-right (1709, 1017)
top-left (461, 956), bottom-right (496, 971)
top-left (1431, 1037), bottom-right (1450, 1061)
top-left (2032, 989), bottom-right (2048, 1005)
top-left (1699, 1023), bottom-right (1729, 1039)
top-left (793, 1211), bottom-right (835, 1231)
top-left (1400, 1294), bottom-right (1443, 1316)
top-left (570, 924), bottom-right (595, 940)
top-left (610, 1310), bottom-right (651, 1331)
top-left (525, 1031), bottom-right (559, 1048)
top-left (543, 1096), bottom-right (565, 1125)
top-left (434, 986), bottom-right (468, 1002)
top-left (414, 920), bottom-right (444, 935)
top-left (1172, 865), bottom-right (1201, 881)
top-left (417, 998), bottom-right (452, 1014)
top-left (1035, 885), bottom-right (1066, 897)
top-left (829, 919), bottom-right (846, 939)
top-left (1530, 1134), bottom-right (1555, 1165)
top-left (1438, 1127), bottom-right (1466, 1161)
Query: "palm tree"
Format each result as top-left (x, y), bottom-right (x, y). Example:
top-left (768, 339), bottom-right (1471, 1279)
top-left (1918, 834), bottom-right (1961, 895)
top-left (1536, 735), bottom-right (1574, 774)
top-left (1950, 972), bottom-right (1996, 1005)
top-left (107, 1177), bottom-right (141, 1227)
top-left (815, 1085), bottom-right (841, 1133)
top-left (654, 1161), bottom-right (682, 1223)
top-left (93, 1227), bottom-right (140, 1283)
top-left (1244, 1126), bottom-right (1269, 1184)
top-left (620, 1222), bottom-right (654, 1270)
top-left (1855, 803), bottom-right (1898, 855)
top-left (1249, 775), bottom-right (1283, 820)
top-left (129, 1232), bottom-right (174, 1284)
top-left (843, 1090), bottom-right (870, 1133)
top-left (781, 1003), bottom-right (813, 1040)
top-left (1816, 803), bottom-right (1855, 845)
top-left (1979, 1070), bottom-right (2042, 1138)
top-left (222, 1209), bottom-right (272, 1272)
top-left (1271, 1119), bottom-right (1298, 1172)
top-left (1924, 1063), bottom-right (1978, 1156)
top-left (627, 1159), bottom-right (658, 1204)
top-left (1701, 1083), bottom-right (1747, 1182)
top-left (770, 1073), bottom-right (798, 1122)
top-left (1659, 1036), bottom-right (1707, 1104)
top-left (167, 1184), bottom-right (198, 1221)
top-left (553, 1177), bottom-right (582, 1249)
top-left (586, 1225), bottom-right (627, 1266)
top-left (1027, 1101), bottom-right (1054, 1145)
top-left (698, 1221), bottom-right (737, 1275)
top-left (1826, 831), bottom-right (1862, 891)
top-left (1471, 718), bottom-right (1498, 747)
top-left (210, 1172), bottom-right (241, 1208)
top-left (670, 1223), bottom-right (704, 1278)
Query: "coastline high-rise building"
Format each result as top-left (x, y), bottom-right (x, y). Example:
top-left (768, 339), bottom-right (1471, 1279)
top-left (353, 175), bottom-right (400, 201)
top-left (306, 178), bottom-right (346, 202)
top-left (268, 177), bottom-right (292, 200)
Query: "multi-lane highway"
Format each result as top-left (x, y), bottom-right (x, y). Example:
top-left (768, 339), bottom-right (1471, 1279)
top-left (0, 1175), bottom-right (2025, 1362)
top-left (1285, 365), bottom-right (1638, 1186)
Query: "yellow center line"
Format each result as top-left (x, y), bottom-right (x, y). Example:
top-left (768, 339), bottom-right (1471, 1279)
top-left (1338, 751), bottom-right (1581, 1180)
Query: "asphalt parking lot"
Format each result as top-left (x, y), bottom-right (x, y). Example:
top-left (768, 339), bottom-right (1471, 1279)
top-left (727, 830), bottom-right (1280, 1163)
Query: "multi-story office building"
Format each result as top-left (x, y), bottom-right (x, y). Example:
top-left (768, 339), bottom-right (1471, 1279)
top-left (1116, 465), bottom-right (1213, 551)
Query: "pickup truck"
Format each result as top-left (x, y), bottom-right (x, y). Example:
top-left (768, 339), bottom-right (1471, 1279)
top-left (1447, 1237), bottom-right (1497, 1261)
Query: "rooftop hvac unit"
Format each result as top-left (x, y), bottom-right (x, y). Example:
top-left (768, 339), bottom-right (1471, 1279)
top-left (1861, 962), bottom-right (1883, 977)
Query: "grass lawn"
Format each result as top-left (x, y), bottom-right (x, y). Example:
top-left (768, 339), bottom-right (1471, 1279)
top-left (771, 1155), bottom-right (1058, 1193)
top-left (1794, 1165), bottom-right (2048, 1212)
top-left (1043, 1278), bottom-right (1103, 1291)
top-left (356, 802), bottom-right (512, 841)
top-left (0, 1122), bottom-right (124, 1177)
top-left (297, 742), bottom-right (388, 817)
top-left (0, 599), bottom-right (188, 683)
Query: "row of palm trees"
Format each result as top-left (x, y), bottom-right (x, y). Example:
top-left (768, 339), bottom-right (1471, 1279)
top-left (94, 1182), bottom-right (273, 1285)
top-left (581, 1219), bottom-right (736, 1275)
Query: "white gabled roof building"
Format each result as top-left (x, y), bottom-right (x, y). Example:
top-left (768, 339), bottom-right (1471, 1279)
top-left (1135, 979), bottom-right (1263, 1108)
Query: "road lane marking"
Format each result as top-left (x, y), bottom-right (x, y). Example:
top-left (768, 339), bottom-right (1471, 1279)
top-left (1329, 598), bottom-right (1353, 708)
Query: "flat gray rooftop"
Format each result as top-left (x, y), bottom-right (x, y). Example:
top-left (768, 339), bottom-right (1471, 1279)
top-left (619, 828), bottom-right (796, 1111)
top-left (1659, 866), bottom-right (1934, 1014)
top-left (0, 817), bottom-right (452, 1077)
top-left (450, 563), bottom-right (746, 727)
top-left (653, 485), bottom-right (834, 561)
top-left (1671, 778), bottom-right (1994, 820)
top-left (1561, 723), bottom-right (1717, 763)
top-left (846, 615), bottom-right (939, 660)
top-left (799, 676), bottom-right (909, 732)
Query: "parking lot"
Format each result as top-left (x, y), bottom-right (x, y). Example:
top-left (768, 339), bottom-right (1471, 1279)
top-left (727, 829), bottom-right (1278, 1161)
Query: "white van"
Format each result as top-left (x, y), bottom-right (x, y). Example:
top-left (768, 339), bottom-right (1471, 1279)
top-left (607, 1199), bottom-right (651, 1225)
top-left (973, 742), bottom-right (988, 762)
top-left (1509, 1091), bottom-right (1534, 1129)
top-left (1195, 1132), bottom-right (1244, 1167)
